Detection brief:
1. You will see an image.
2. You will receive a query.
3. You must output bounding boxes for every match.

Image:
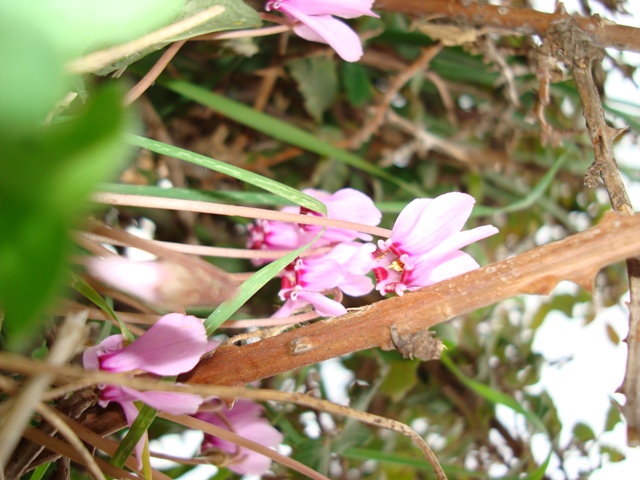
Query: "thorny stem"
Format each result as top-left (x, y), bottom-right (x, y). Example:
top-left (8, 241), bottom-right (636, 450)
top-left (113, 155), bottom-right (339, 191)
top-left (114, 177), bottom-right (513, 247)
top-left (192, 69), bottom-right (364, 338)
top-left (374, 0), bottom-right (640, 53)
top-left (546, 16), bottom-right (640, 446)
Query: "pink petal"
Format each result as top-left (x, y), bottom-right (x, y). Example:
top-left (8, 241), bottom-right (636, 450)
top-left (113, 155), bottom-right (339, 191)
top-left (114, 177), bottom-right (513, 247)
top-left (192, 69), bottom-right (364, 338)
top-left (332, 242), bottom-right (377, 275)
top-left (392, 193), bottom-right (477, 254)
top-left (269, 0), bottom-right (378, 19)
top-left (101, 385), bottom-right (202, 415)
top-left (83, 335), bottom-right (124, 371)
top-left (271, 297), bottom-right (304, 318)
top-left (300, 257), bottom-right (345, 291)
top-left (426, 251), bottom-right (481, 285)
top-left (340, 272), bottom-right (374, 296)
top-left (426, 225), bottom-right (499, 260)
top-left (297, 290), bottom-right (347, 317)
top-left (313, 188), bottom-right (382, 242)
top-left (290, 13), bottom-right (364, 62)
top-left (197, 399), bottom-right (283, 475)
top-left (99, 313), bottom-right (207, 375)
top-left (87, 257), bottom-right (165, 304)
top-left (121, 385), bottom-right (203, 415)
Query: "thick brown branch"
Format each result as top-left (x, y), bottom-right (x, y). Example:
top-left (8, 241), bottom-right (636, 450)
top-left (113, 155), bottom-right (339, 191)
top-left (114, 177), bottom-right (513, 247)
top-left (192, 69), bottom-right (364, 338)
top-left (183, 213), bottom-right (640, 387)
top-left (374, 0), bottom-right (640, 53)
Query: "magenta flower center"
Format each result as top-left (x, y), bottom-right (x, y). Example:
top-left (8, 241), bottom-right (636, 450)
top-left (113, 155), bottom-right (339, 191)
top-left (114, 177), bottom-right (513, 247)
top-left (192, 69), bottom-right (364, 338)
top-left (265, 1), bottom-right (282, 12)
top-left (279, 259), bottom-right (305, 300)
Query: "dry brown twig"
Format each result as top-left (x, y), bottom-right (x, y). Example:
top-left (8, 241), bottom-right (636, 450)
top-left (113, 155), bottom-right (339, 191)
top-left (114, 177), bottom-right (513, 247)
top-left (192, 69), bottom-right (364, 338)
top-left (0, 311), bottom-right (88, 474)
top-left (347, 43), bottom-right (444, 149)
top-left (538, 14), bottom-right (640, 446)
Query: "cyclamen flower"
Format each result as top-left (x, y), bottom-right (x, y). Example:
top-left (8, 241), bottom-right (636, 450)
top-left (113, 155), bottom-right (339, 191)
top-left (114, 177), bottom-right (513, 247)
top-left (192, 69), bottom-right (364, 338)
top-left (369, 192), bottom-right (498, 296)
top-left (274, 241), bottom-right (374, 318)
top-left (247, 188), bottom-right (381, 263)
top-left (265, 0), bottom-right (379, 62)
top-left (83, 314), bottom-right (209, 465)
top-left (196, 398), bottom-right (284, 475)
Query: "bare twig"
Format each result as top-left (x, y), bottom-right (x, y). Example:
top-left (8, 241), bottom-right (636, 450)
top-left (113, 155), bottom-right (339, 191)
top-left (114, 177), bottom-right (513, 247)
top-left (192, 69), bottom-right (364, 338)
top-left (91, 192), bottom-right (393, 238)
top-left (124, 40), bottom-right (186, 105)
top-left (374, 0), bottom-right (640, 53)
top-left (347, 44), bottom-right (443, 149)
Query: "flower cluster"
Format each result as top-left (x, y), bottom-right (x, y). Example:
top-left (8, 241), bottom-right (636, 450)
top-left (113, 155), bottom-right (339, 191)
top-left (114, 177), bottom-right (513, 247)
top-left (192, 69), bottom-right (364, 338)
top-left (247, 190), bottom-right (498, 317)
top-left (247, 188), bottom-right (382, 316)
top-left (84, 314), bottom-right (282, 474)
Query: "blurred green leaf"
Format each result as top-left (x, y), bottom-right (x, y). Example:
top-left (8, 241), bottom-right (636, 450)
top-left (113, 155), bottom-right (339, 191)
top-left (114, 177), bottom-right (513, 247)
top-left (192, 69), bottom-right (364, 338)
top-left (288, 57), bottom-right (338, 122)
top-left (100, 0), bottom-right (261, 73)
top-left (380, 359), bottom-right (419, 402)
top-left (342, 62), bottom-right (372, 107)
top-left (0, 86), bottom-right (130, 350)
top-left (572, 422), bottom-right (596, 443)
top-left (605, 401), bottom-right (622, 432)
top-left (172, 0), bottom-right (261, 40)
top-left (600, 444), bottom-right (625, 463)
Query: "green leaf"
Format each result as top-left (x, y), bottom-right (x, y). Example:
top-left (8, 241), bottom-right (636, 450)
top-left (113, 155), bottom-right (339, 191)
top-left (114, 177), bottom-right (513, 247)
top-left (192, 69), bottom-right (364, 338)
top-left (161, 79), bottom-right (425, 197)
top-left (0, 86), bottom-right (131, 350)
top-left (605, 401), bottom-right (622, 432)
top-left (288, 57), bottom-right (338, 122)
top-left (171, 0), bottom-right (261, 41)
top-left (98, 0), bottom-right (261, 74)
top-left (600, 444), bottom-right (626, 463)
top-left (380, 359), bottom-right (419, 402)
top-left (572, 422), bottom-right (596, 443)
top-left (342, 62), bottom-right (372, 107)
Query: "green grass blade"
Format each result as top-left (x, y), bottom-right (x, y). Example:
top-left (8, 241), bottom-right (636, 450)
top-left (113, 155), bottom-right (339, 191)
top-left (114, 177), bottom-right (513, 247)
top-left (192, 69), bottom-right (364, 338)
top-left (99, 183), bottom-right (292, 207)
top-left (124, 134), bottom-right (326, 213)
top-left (69, 272), bottom-right (135, 344)
top-left (161, 79), bottom-right (425, 197)
top-left (111, 403), bottom-right (157, 468)
top-left (29, 462), bottom-right (51, 480)
top-left (204, 230), bottom-right (323, 334)
top-left (473, 152), bottom-right (567, 217)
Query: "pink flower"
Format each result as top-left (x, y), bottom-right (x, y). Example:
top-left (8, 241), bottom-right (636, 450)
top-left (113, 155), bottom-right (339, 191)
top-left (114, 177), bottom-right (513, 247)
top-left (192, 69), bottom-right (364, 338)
top-left (370, 193), bottom-right (498, 296)
top-left (83, 313), bottom-right (209, 465)
top-left (274, 241), bottom-right (374, 317)
top-left (246, 188), bottom-right (381, 264)
top-left (196, 398), bottom-right (284, 475)
top-left (265, 0), bottom-right (379, 62)
top-left (296, 188), bottom-right (382, 244)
